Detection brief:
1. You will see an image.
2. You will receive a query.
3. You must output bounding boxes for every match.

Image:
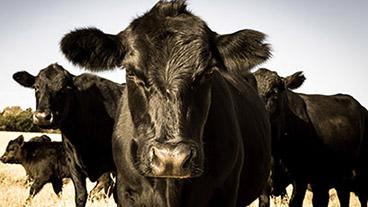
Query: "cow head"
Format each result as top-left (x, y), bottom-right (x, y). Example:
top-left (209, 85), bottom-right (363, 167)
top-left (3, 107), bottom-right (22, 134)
top-left (13, 64), bottom-right (75, 128)
top-left (253, 68), bottom-right (305, 118)
top-left (0, 135), bottom-right (25, 164)
top-left (60, 1), bottom-right (271, 178)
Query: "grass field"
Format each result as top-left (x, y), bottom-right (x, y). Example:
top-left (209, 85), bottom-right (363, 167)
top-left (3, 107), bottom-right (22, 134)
top-left (0, 131), bottom-right (361, 206)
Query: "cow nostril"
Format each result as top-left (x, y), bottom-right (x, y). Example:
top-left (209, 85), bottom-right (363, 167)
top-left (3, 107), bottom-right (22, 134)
top-left (181, 150), bottom-right (193, 169)
top-left (150, 147), bottom-right (161, 165)
top-left (44, 113), bottom-right (52, 121)
top-left (34, 111), bottom-right (53, 123)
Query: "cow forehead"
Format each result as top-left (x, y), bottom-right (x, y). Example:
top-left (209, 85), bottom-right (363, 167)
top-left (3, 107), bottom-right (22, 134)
top-left (35, 65), bottom-right (72, 89)
top-left (255, 70), bottom-right (283, 91)
top-left (126, 38), bottom-right (211, 95)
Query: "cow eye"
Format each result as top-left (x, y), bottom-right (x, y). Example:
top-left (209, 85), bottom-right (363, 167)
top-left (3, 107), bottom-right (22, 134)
top-left (266, 87), bottom-right (279, 98)
top-left (273, 88), bottom-right (279, 94)
top-left (126, 69), bottom-right (135, 79)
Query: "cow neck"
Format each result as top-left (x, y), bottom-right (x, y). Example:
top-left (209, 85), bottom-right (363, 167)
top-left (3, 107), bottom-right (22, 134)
top-left (279, 90), bottom-right (311, 141)
top-left (20, 143), bottom-right (36, 169)
top-left (59, 89), bottom-right (96, 138)
top-left (164, 178), bottom-right (181, 207)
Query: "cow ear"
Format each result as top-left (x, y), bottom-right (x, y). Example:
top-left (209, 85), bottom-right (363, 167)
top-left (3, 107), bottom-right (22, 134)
top-left (283, 71), bottom-right (306, 89)
top-left (13, 71), bottom-right (35, 88)
top-left (16, 135), bottom-right (24, 145)
top-left (60, 27), bottom-right (126, 71)
top-left (216, 29), bottom-right (271, 73)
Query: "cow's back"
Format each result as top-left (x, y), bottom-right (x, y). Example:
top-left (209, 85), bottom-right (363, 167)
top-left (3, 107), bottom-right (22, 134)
top-left (298, 93), bottom-right (364, 160)
top-left (22, 142), bottom-right (69, 179)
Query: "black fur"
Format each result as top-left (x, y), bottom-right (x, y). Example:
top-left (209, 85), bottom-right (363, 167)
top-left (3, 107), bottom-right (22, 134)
top-left (254, 68), bottom-right (368, 207)
top-left (0, 135), bottom-right (70, 201)
top-left (61, 1), bottom-right (272, 206)
top-left (216, 29), bottom-right (271, 73)
top-left (13, 64), bottom-right (124, 207)
top-left (60, 27), bottom-right (125, 71)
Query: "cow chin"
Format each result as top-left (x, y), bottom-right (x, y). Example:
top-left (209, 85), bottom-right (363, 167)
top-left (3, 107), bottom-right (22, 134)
top-left (32, 118), bottom-right (59, 129)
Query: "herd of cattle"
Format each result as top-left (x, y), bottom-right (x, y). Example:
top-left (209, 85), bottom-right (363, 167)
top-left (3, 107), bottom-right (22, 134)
top-left (0, 1), bottom-right (366, 207)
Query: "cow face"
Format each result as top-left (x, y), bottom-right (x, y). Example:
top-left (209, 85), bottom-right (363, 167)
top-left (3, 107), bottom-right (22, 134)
top-left (0, 135), bottom-right (25, 164)
top-left (254, 68), bottom-right (305, 118)
top-left (13, 64), bottom-right (74, 128)
top-left (60, 1), bottom-right (271, 178)
top-left (253, 69), bottom-right (286, 117)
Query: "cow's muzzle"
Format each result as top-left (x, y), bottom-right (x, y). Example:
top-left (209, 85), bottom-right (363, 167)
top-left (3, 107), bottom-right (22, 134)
top-left (33, 110), bottom-right (54, 126)
top-left (146, 142), bottom-right (202, 178)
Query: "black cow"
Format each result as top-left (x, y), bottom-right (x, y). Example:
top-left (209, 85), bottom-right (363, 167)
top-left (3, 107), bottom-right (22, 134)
top-left (13, 64), bottom-right (124, 207)
top-left (253, 68), bottom-right (368, 207)
top-left (0, 135), bottom-right (69, 203)
top-left (60, 1), bottom-right (272, 206)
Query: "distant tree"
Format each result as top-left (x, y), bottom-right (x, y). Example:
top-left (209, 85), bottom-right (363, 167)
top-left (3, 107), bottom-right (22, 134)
top-left (0, 107), bottom-right (60, 133)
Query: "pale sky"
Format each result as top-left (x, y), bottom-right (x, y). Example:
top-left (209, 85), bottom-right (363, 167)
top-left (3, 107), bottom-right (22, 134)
top-left (0, 0), bottom-right (367, 110)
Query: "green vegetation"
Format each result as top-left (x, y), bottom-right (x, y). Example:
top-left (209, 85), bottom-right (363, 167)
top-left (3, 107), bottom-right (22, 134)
top-left (0, 106), bottom-right (59, 133)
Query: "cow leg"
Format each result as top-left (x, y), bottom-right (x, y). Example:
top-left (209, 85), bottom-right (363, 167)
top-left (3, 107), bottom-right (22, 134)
top-left (359, 195), bottom-right (368, 207)
top-left (311, 184), bottom-right (329, 207)
top-left (288, 180), bottom-right (307, 207)
top-left (335, 181), bottom-right (350, 207)
top-left (51, 178), bottom-right (63, 197)
top-left (258, 179), bottom-right (271, 207)
top-left (70, 170), bottom-right (87, 207)
top-left (336, 188), bottom-right (350, 207)
top-left (26, 177), bottom-right (48, 203)
top-left (355, 171), bottom-right (368, 207)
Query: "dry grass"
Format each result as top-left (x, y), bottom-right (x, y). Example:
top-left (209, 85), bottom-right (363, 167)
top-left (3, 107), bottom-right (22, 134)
top-left (0, 131), bottom-right (362, 206)
top-left (247, 185), bottom-right (361, 207)
top-left (0, 131), bottom-right (115, 207)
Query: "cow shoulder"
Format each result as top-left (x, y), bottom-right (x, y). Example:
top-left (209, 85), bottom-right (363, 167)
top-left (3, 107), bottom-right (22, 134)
top-left (299, 93), bottom-right (363, 151)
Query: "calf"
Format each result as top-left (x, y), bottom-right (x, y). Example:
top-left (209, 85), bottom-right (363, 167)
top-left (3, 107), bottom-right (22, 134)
top-left (0, 135), bottom-right (69, 202)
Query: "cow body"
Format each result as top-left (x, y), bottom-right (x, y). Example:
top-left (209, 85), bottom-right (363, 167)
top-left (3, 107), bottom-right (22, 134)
top-left (13, 64), bottom-right (124, 206)
top-left (0, 135), bottom-right (69, 202)
top-left (254, 68), bottom-right (368, 207)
